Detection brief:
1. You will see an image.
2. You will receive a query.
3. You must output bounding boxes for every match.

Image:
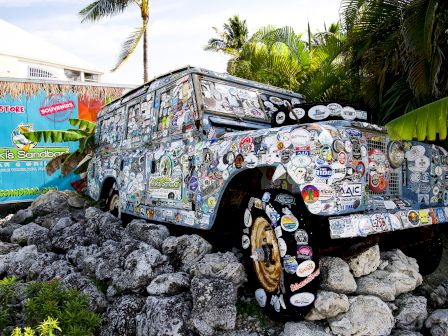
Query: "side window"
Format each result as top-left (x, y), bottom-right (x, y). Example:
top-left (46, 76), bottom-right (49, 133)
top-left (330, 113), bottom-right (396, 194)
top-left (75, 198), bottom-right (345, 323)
top-left (126, 99), bottom-right (141, 142)
top-left (153, 76), bottom-right (195, 139)
top-left (125, 94), bottom-right (155, 145)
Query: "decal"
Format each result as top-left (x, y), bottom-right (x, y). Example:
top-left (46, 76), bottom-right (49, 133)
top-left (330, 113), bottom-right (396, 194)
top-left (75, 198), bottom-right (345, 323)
top-left (290, 268), bottom-right (320, 292)
top-left (290, 292), bottom-right (315, 307)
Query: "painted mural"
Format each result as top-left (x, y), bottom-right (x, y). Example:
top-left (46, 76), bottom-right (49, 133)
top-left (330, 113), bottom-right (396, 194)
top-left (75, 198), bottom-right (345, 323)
top-left (0, 80), bottom-right (127, 203)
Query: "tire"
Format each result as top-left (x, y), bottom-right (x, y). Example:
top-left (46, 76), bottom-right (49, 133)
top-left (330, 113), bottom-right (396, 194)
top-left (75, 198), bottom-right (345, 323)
top-left (105, 183), bottom-right (121, 219)
top-left (241, 189), bottom-right (320, 321)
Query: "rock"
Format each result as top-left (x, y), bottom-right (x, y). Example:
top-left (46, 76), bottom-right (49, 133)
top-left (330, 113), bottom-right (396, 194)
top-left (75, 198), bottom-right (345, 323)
top-left (11, 223), bottom-right (48, 246)
top-left (282, 321), bottom-right (329, 336)
top-left (28, 252), bottom-right (62, 280)
top-left (0, 214), bottom-right (13, 226)
top-left (9, 209), bottom-right (33, 224)
top-left (64, 191), bottom-right (87, 208)
top-left (0, 223), bottom-right (21, 242)
top-left (162, 234), bottom-right (212, 272)
top-left (112, 241), bottom-right (168, 292)
top-left (66, 244), bottom-right (99, 272)
top-left (100, 295), bottom-right (146, 336)
top-left (0, 242), bottom-right (20, 255)
top-left (37, 260), bottom-right (76, 281)
top-left (425, 309), bottom-right (448, 336)
top-left (347, 245), bottom-right (381, 277)
top-left (61, 273), bottom-right (108, 312)
top-left (94, 240), bottom-right (121, 280)
top-left (30, 190), bottom-right (68, 212)
top-left (8, 245), bottom-right (39, 279)
top-left (85, 207), bottom-right (124, 245)
top-left (190, 252), bottom-right (247, 289)
top-left (355, 250), bottom-right (422, 301)
top-left (135, 293), bottom-right (192, 336)
top-left (329, 295), bottom-right (394, 336)
top-left (319, 256), bottom-right (357, 294)
top-left (190, 277), bottom-right (237, 336)
top-left (34, 208), bottom-right (71, 230)
top-left (147, 272), bottom-right (190, 296)
top-left (391, 331), bottom-right (423, 336)
top-left (305, 290), bottom-right (349, 321)
top-left (51, 221), bottom-right (90, 252)
top-left (429, 282), bottom-right (448, 308)
top-left (124, 219), bottom-right (169, 250)
top-left (394, 294), bottom-right (427, 331)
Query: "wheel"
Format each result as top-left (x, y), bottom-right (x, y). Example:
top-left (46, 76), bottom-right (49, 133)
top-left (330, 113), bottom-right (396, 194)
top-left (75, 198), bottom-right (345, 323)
top-left (105, 183), bottom-right (121, 219)
top-left (241, 189), bottom-right (320, 321)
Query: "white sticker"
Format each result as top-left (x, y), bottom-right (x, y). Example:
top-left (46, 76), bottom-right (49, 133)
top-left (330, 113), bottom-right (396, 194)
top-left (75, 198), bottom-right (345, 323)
top-left (290, 108), bottom-right (305, 120)
top-left (278, 238), bottom-right (287, 257)
top-left (406, 145), bottom-right (426, 161)
top-left (245, 154), bottom-right (259, 168)
top-left (244, 209), bottom-right (252, 227)
top-left (274, 225), bottom-right (283, 238)
top-left (270, 295), bottom-right (281, 312)
top-left (307, 201), bottom-right (323, 214)
top-left (290, 155), bottom-right (312, 168)
top-left (308, 105), bottom-right (330, 120)
top-left (242, 235), bottom-right (250, 249)
top-left (327, 103), bottom-right (342, 116)
top-left (341, 106), bottom-right (357, 120)
top-left (409, 156), bottom-right (430, 172)
top-left (296, 260), bottom-right (316, 278)
top-left (387, 213), bottom-right (402, 230)
top-left (290, 292), bottom-right (315, 307)
top-left (330, 162), bottom-right (347, 181)
top-left (290, 129), bottom-right (311, 146)
top-left (276, 111), bottom-right (286, 125)
top-left (255, 288), bottom-right (267, 307)
top-left (318, 130), bottom-right (333, 145)
top-left (315, 184), bottom-right (334, 201)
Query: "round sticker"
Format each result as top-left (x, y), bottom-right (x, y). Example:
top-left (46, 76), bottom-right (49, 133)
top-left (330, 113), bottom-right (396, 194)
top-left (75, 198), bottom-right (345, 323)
top-left (407, 210), bottom-right (420, 226)
top-left (290, 155), bottom-right (312, 168)
top-left (307, 201), bottom-right (323, 214)
top-left (234, 154), bottom-right (244, 168)
top-left (435, 166), bottom-right (443, 176)
top-left (245, 154), bottom-right (258, 168)
top-left (338, 152), bottom-right (347, 164)
top-left (276, 111), bottom-right (286, 125)
top-left (387, 141), bottom-right (405, 168)
top-left (283, 255), bottom-right (299, 274)
top-left (290, 129), bottom-right (311, 146)
top-left (308, 105), bottom-right (330, 120)
top-left (387, 213), bottom-right (402, 230)
top-left (290, 292), bottom-right (315, 307)
top-left (327, 103), bottom-right (342, 116)
top-left (281, 214), bottom-right (299, 232)
top-left (244, 209), bottom-right (252, 227)
top-left (296, 260), bottom-right (316, 277)
top-left (301, 185), bottom-right (319, 204)
top-left (341, 106), bottom-right (357, 120)
top-left (369, 148), bottom-right (390, 192)
top-left (290, 108), bottom-right (305, 120)
top-left (278, 238), bottom-right (287, 257)
top-left (332, 139), bottom-right (345, 153)
top-left (255, 288), bottom-right (267, 307)
top-left (297, 245), bottom-right (313, 259)
top-left (344, 141), bottom-right (353, 153)
top-left (295, 229), bottom-right (309, 245)
top-left (242, 235), bottom-right (250, 249)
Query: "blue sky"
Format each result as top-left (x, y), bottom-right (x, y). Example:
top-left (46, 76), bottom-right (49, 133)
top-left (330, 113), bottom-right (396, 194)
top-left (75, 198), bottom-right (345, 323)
top-left (0, 0), bottom-right (341, 85)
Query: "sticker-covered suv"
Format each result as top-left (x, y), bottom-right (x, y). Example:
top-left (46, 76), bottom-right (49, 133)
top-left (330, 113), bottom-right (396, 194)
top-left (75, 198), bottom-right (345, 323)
top-left (87, 66), bottom-right (447, 320)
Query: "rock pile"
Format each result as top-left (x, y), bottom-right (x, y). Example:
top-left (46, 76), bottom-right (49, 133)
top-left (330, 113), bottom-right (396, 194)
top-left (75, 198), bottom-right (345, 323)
top-left (0, 190), bottom-right (447, 336)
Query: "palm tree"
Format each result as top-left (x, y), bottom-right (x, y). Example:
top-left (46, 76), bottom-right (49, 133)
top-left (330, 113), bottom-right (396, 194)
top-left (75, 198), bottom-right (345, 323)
top-left (79, 0), bottom-right (150, 82)
top-left (23, 119), bottom-right (96, 177)
top-left (205, 15), bottom-right (249, 70)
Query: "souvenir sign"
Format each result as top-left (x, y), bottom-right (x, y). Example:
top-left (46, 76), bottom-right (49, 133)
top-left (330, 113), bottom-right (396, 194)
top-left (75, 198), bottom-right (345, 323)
top-left (290, 292), bottom-right (315, 307)
top-left (296, 260), bottom-right (316, 277)
top-left (308, 105), bottom-right (330, 120)
top-left (387, 141), bottom-right (405, 168)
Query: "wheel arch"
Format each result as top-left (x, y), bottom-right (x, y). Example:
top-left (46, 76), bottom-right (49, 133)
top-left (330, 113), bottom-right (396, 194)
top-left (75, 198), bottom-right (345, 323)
top-left (99, 176), bottom-right (118, 201)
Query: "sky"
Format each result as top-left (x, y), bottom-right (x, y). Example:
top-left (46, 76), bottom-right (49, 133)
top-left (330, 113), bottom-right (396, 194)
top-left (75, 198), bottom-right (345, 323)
top-left (0, 0), bottom-right (341, 86)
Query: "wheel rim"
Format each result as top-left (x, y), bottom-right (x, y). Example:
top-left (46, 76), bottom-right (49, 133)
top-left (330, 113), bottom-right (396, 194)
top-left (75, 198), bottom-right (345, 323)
top-left (109, 193), bottom-right (121, 218)
top-left (251, 216), bottom-right (282, 292)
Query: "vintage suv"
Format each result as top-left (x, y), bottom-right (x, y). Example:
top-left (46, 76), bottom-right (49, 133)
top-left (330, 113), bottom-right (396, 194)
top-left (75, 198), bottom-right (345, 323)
top-left (88, 66), bottom-right (447, 319)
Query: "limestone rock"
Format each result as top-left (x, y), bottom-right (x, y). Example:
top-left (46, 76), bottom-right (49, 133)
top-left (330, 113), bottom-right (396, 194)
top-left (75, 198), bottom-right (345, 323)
top-left (425, 309), bottom-right (448, 336)
top-left (162, 234), bottom-right (212, 272)
top-left (66, 244), bottom-right (99, 272)
top-left (135, 293), bottom-right (192, 336)
top-left (391, 331), bottom-right (423, 336)
top-left (100, 295), bottom-right (146, 336)
top-left (124, 219), bottom-right (169, 250)
top-left (190, 277), bottom-right (237, 336)
top-left (27, 252), bottom-right (62, 280)
top-left (0, 223), bottom-right (21, 242)
top-left (394, 294), bottom-right (427, 331)
top-left (305, 290), bottom-right (349, 321)
top-left (429, 282), bottom-right (448, 308)
top-left (64, 191), bottom-right (87, 208)
top-left (0, 242), bottom-right (20, 255)
top-left (282, 321), bottom-right (329, 336)
top-left (329, 295), bottom-right (394, 336)
top-left (30, 190), bottom-right (68, 212)
top-left (9, 209), bottom-right (33, 224)
top-left (319, 256), bottom-right (357, 294)
top-left (37, 259), bottom-right (76, 281)
top-left (11, 223), bottom-right (48, 246)
top-left (85, 207), bottom-right (124, 245)
top-left (347, 245), bottom-right (381, 277)
top-left (8, 245), bottom-right (39, 279)
top-left (62, 272), bottom-right (108, 312)
top-left (146, 272), bottom-right (190, 296)
top-left (190, 252), bottom-right (247, 289)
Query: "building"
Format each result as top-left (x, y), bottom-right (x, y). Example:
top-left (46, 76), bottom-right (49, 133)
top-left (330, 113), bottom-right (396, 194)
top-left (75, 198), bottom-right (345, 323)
top-left (0, 19), bottom-right (103, 83)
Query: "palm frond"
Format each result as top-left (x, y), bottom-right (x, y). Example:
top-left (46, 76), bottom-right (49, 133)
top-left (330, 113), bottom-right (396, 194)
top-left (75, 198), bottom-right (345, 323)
top-left (45, 153), bottom-right (70, 176)
top-left (23, 130), bottom-right (86, 143)
top-left (69, 118), bottom-right (96, 133)
top-left (112, 23), bottom-right (148, 72)
top-left (385, 96), bottom-right (448, 141)
top-left (79, 0), bottom-right (131, 23)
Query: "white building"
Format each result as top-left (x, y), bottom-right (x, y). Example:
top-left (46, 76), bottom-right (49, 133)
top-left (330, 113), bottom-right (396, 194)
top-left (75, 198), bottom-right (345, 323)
top-left (0, 19), bottom-right (103, 83)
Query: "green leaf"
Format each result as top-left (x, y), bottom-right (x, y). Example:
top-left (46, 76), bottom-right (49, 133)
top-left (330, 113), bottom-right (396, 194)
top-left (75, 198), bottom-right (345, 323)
top-left (385, 96), bottom-right (448, 141)
top-left (79, 0), bottom-right (131, 23)
top-left (69, 119), bottom-right (96, 134)
top-left (112, 22), bottom-right (148, 72)
top-left (23, 131), bottom-right (85, 143)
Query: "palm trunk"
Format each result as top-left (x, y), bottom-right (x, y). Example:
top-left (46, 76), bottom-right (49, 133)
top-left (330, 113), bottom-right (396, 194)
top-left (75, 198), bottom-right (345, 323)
top-left (143, 28), bottom-right (148, 83)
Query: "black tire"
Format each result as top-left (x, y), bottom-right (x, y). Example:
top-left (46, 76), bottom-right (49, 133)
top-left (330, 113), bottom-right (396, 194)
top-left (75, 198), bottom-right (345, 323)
top-left (241, 189), bottom-right (320, 321)
top-left (105, 183), bottom-right (121, 219)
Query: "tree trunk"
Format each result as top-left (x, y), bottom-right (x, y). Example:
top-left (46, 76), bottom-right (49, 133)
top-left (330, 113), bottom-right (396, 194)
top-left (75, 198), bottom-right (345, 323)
top-left (143, 28), bottom-right (148, 83)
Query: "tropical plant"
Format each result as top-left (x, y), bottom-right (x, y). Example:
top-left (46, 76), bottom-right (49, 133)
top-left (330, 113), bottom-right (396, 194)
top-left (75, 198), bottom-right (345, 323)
top-left (23, 119), bottom-right (96, 177)
top-left (386, 96), bottom-right (448, 141)
top-left (11, 317), bottom-right (62, 336)
top-left (340, 0), bottom-right (448, 124)
top-left (79, 0), bottom-right (151, 82)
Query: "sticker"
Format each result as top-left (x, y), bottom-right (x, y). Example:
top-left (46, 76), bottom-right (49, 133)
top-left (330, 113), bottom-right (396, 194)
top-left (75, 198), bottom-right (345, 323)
top-left (331, 162), bottom-right (346, 181)
top-left (262, 192), bottom-right (271, 202)
top-left (281, 214), bottom-right (299, 232)
top-left (356, 162), bottom-right (366, 176)
top-left (407, 210), bottom-right (420, 226)
top-left (296, 260), bottom-right (316, 278)
top-left (358, 216), bottom-right (373, 236)
top-left (279, 295), bottom-right (286, 309)
top-left (270, 295), bottom-right (281, 312)
top-left (409, 156), bottom-right (430, 172)
top-left (290, 108), bottom-right (305, 120)
top-left (318, 130), bottom-right (333, 145)
top-left (275, 226), bottom-right (283, 238)
top-left (275, 111), bottom-right (286, 125)
top-left (338, 183), bottom-right (362, 197)
top-left (283, 255), bottom-right (299, 274)
top-left (290, 129), bottom-right (311, 146)
top-left (255, 288), bottom-right (267, 307)
top-left (405, 145), bottom-right (425, 161)
top-left (319, 145), bottom-right (333, 162)
top-left (290, 155), bottom-right (312, 168)
top-left (234, 154), bottom-right (245, 168)
top-left (315, 165), bottom-right (333, 178)
top-left (315, 184), bottom-right (334, 201)
top-left (338, 152), bottom-right (347, 164)
top-left (295, 229), bottom-right (309, 245)
top-left (419, 209), bottom-right (430, 225)
top-left (344, 140), bottom-right (353, 153)
top-left (290, 292), bottom-right (315, 307)
top-left (275, 194), bottom-right (296, 206)
top-left (244, 209), bottom-right (252, 227)
top-left (287, 165), bottom-right (307, 184)
top-left (387, 141), bottom-right (405, 168)
top-left (410, 173), bottom-right (421, 183)
top-left (189, 176), bottom-right (199, 191)
top-left (386, 213), bottom-right (402, 230)
top-left (302, 185), bottom-right (319, 203)
top-left (242, 235), bottom-right (250, 249)
top-left (308, 105), bottom-right (330, 120)
top-left (278, 238), bottom-right (287, 257)
top-left (327, 103), bottom-right (342, 116)
top-left (245, 154), bottom-right (258, 168)
top-left (332, 139), bottom-right (345, 153)
top-left (297, 245), bottom-right (313, 259)
top-left (307, 201), bottom-right (323, 214)
top-left (435, 166), bottom-right (443, 176)
top-left (370, 213), bottom-right (388, 232)
top-left (341, 106), bottom-right (357, 120)
top-left (290, 268), bottom-right (320, 292)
